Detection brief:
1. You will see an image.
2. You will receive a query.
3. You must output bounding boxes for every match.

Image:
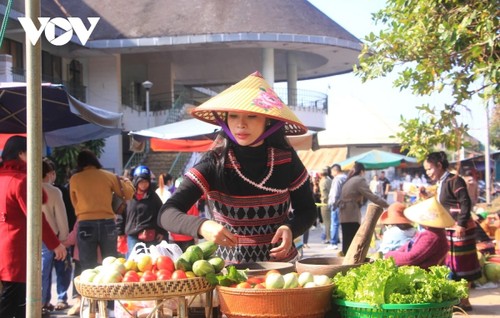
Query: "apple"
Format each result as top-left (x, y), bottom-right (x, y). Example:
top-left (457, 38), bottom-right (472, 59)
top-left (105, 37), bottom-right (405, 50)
top-left (140, 270), bottom-right (157, 282)
top-left (80, 269), bottom-right (98, 283)
top-left (298, 272), bottom-right (314, 287)
top-left (313, 274), bottom-right (331, 286)
top-left (265, 273), bottom-right (285, 289)
top-left (283, 272), bottom-right (299, 289)
top-left (304, 281), bottom-right (318, 288)
top-left (236, 282), bottom-right (252, 288)
top-left (156, 255), bottom-right (175, 272)
top-left (124, 259), bottom-right (137, 272)
top-left (157, 269), bottom-right (173, 281)
top-left (102, 256), bottom-right (117, 266)
top-left (105, 262), bottom-right (126, 275)
top-left (172, 269), bottom-right (187, 280)
top-left (137, 254), bottom-right (153, 272)
top-left (100, 269), bottom-right (123, 283)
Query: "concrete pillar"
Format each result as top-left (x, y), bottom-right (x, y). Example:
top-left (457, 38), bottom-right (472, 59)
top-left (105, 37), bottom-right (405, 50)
top-left (262, 48), bottom-right (274, 86)
top-left (0, 54), bottom-right (13, 82)
top-left (87, 54), bottom-right (124, 174)
top-left (287, 52), bottom-right (298, 106)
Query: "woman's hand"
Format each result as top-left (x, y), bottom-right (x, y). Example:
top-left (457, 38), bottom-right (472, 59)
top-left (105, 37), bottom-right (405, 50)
top-left (198, 220), bottom-right (237, 247)
top-left (53, 243), bottom-right (68, 261)
top-left (454, 224), bottom-right (466, 238)
top-left (269, 225), bottom-right (292, 259)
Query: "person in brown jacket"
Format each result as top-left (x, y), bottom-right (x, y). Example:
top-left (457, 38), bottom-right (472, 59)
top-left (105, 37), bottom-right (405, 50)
top-left (337, 162), bottom-right (389, 254)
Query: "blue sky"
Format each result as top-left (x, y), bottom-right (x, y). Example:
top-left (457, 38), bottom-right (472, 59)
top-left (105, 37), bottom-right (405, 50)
top-left (296, 0), bottom-right (488, 143)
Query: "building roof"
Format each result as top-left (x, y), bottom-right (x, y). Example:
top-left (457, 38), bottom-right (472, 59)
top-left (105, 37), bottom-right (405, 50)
top-left (4, 0), bottom-right (362, 84)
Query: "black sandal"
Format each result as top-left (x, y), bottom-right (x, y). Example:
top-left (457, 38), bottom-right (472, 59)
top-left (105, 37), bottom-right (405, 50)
top-left (55, 301), bottom-right (70, 310)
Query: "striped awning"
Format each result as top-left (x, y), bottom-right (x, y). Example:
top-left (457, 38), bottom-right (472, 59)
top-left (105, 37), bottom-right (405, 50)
top-left (297, 147), bottom-right (348, 172)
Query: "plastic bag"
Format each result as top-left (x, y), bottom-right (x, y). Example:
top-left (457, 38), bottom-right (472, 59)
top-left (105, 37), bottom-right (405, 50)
top-left (127, 242), bottom-right (150, 262)
top-left (150, 240), bottom-right (183, 261)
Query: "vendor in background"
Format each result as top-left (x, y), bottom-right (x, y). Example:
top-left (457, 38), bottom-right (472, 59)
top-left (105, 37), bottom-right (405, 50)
top-left (385, 197), bottom-right (454, 269)
top-left (471, 212), bottom-right (496, 255)
top-left (423, 151), bottom-right (481, 312)
top-left (338, 162), bottom-right (389, 255)
top-left (463, 170), bottom-right (479, 207)
top-left (377, 202), bottom-right (416, 254)
top-left (158, 72), bottom-right (317, 264)
top-left (116, 165), bottom-right (166, 258)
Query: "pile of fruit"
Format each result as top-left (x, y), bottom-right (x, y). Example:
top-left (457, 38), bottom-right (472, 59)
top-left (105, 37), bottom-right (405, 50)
top-left (476, 253), bottom-right (500, 284)
top-left (210, 267), bottom-right (331, 289)
top-left (78, 241), bottom-right (225, 284)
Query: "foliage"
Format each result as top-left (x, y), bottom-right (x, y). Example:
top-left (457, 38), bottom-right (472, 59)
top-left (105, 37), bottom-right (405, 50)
top-left (356, 0), bottom-right (499, 161)
top-left (491, 103), bottom-right (500, 149)
top-left (49, 139), bottom-right (105, 185)
top-left (332, 258), bottom-right (468, 305)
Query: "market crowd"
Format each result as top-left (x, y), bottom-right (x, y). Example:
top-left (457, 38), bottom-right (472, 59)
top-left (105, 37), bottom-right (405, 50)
top-left (1, 72), bottom-right (498, 317)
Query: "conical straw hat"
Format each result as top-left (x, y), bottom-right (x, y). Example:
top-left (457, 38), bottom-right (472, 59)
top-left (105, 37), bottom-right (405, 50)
top-left (380, 202), bottom-right (412, 225)
top-left (403, 197), bottom-right (455, 228)
top-left (190, 71), bottom-right (307, 135)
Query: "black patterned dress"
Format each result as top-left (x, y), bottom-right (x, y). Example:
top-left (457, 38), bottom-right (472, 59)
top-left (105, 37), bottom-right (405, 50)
top-left (159, 144), bottom-right (316, 264)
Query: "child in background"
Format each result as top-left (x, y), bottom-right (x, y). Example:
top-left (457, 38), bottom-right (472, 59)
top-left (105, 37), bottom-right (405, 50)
top-left (377, 202), bottom-right (416, 254)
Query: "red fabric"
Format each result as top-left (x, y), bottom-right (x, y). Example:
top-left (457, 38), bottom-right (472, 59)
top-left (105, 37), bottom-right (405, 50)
top-left (170, 204), bottom-right (199, 242)
top-left (0, 159), bottom-right (60, 282)
top-left (150, 138), bottom-right (213, 152)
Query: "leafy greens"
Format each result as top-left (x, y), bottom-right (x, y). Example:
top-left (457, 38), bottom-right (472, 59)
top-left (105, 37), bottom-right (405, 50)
top-left (332, 258), bottom-right (468, 305)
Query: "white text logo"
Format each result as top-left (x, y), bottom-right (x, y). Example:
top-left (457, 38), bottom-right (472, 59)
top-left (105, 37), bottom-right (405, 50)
top-left (18, 17), bottom-right (100, 46)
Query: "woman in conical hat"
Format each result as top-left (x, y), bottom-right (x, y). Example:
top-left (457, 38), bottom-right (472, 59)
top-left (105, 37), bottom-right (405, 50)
top-left (377, 202), bottom-right (416, 254)
top-left (385, 197), bottom-right (453, 269)
top-left (424, 151), bottom-right (481, 311)
top-left (158, 71), bottom-right (316, 264)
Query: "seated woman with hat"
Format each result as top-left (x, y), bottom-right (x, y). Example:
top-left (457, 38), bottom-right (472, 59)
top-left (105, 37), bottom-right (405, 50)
top-left (385, 197), bottom-right (455, 269)
top-left (377, 202), bottom-right (417, 254)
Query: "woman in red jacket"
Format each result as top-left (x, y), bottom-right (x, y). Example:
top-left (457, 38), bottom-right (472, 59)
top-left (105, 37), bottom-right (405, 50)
top-left (0, 136), bottom-right (67, 318)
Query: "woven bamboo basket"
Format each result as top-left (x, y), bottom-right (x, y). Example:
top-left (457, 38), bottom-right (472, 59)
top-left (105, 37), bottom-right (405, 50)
top-left (74, 276), bottom-right (213, 300)
top-left (216, 284), bottom-right (333, 318)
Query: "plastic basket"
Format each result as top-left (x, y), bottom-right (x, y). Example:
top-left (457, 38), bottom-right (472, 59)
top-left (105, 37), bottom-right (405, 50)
top-left (217, 284), bottom-right (333, 318)
top-left (333, 299), bottom-right (458, 318)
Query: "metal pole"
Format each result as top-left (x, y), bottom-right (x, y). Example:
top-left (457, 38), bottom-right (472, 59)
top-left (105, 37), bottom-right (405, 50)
top-left (485, 98), bottom-right (491, 205)
top-left (25, 0), bottom-right (43, 317)
top-left (146, 88), bottom-right (150, 128)
top-left (142, 80), bottom-right (153, 128)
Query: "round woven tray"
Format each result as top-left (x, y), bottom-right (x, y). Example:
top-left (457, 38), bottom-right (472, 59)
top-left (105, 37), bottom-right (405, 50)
top-left (74, 276), bottom-right (214, 300)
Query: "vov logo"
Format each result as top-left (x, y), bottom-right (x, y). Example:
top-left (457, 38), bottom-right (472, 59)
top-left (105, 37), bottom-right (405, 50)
top-left (18, 17), bottom-right (100, 46)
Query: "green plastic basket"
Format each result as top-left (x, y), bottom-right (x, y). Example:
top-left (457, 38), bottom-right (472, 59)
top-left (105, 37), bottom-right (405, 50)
top-left (332, 299), bottom-right (458, 318)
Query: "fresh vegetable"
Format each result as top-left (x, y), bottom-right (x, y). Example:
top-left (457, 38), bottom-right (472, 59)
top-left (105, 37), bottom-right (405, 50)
top-left (332, 258), bottom-right (468, 305)
top-left (205, 265), bottom-right (248, 286)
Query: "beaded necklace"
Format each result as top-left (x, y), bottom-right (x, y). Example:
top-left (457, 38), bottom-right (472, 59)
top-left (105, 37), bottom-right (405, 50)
top-left (227, 147), bottom-right (288, 194)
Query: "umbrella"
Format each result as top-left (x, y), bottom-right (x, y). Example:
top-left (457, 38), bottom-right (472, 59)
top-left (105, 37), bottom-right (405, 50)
top-left (337, 149), bottom-right (418, 170)
top-left (0, 82), bottom-right (123, 147)
top-left (129, 118), bottom-right (219, 152)
top-left (130, 118), bottom-right (315, 152)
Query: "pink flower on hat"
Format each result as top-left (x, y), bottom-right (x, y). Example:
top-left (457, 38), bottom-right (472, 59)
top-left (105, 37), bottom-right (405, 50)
top-left (253, 87), bottom-right (284, 111)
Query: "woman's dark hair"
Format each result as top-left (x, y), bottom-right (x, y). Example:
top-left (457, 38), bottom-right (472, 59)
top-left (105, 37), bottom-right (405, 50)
top-left (347, 162), bottom-right (365, 180)
top-left (1, 135), bottom-right (27, 162)
top-left (42, 157), bottom-right (56, 177)
top-left (425, 151), bottom-right (449, 170)
top-left (75, 149), bottom-right (102, 172)
top-left (201, 117), bottom-right (292, 191)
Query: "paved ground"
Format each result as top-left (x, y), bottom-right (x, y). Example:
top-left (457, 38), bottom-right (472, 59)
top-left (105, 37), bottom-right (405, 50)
top-left (46, 206), bottom-right (500, 317)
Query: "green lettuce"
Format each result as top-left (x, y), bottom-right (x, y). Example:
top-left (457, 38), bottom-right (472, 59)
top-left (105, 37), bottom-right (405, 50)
top-left (332, 258), bottom-right (468, 305)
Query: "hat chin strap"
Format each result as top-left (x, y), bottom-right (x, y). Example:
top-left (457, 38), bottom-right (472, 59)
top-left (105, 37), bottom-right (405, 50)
top-left (213, 111), bottom-right (285, 146)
